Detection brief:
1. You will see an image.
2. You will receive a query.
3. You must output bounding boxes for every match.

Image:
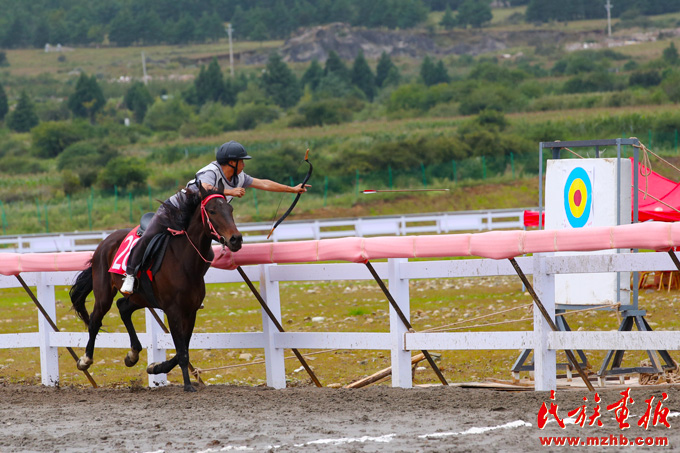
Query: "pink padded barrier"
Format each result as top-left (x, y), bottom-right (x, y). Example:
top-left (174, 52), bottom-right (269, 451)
top-left (2, 221), bottom-right (680, 276)
top-left (0, 251), bottom-right (94, 276)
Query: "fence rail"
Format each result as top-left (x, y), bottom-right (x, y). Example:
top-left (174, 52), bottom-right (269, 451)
top-left (0, 208), bottom-right (531, 253)
top-left (1, 250), bottom-right (678, 391)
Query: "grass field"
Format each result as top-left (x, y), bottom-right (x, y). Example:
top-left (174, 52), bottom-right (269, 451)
top-left (1, 272), bottom-right (677, 389)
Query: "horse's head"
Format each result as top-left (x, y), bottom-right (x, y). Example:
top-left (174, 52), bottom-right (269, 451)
top-left (199, 181), bottom-right (242, 252)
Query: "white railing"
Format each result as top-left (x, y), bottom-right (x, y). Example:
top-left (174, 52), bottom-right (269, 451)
top-left (0, 208), bottom-right (531, 253)
top-left (1, 250), bottom-right (677, 391)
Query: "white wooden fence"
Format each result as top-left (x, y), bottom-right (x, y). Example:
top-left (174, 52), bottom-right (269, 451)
top-left (1, 250), bottom-right (678, 391)
top-left (0, 208), bottom-right (529, 252)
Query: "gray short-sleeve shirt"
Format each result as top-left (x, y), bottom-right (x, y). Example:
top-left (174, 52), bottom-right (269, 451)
top-left (168, 161), bottom-right (253, 206)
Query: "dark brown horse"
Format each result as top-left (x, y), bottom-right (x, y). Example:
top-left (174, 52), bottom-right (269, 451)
top-left (69, 181), bottom-right (242, 392)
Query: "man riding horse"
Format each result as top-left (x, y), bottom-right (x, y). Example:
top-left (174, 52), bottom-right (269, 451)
top-left (121, 140), bottom-right (310, 294)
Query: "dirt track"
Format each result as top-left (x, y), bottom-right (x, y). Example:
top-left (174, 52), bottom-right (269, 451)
top-left (0, 383), bottom-right (678, 452)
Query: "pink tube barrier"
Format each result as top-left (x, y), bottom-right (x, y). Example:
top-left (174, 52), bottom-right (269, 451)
top-left (2, 221), bottom-right (680, 276)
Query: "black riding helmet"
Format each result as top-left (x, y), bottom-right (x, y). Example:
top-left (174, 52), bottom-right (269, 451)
top-left (216, 141), bottom-right (251, 185)
top-left (216, 140), bottom-right (252, 164)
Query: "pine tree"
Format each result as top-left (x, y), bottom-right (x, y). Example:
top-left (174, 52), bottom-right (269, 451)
top-left (324, 51), bottom-right (351, 83)
top-left (301, 59), bottom-right (324, 91)
top-left (421, 57), bottom-right (450, 86)
top-left (0, 85), bottom-right (8, 121)
top-left (195, 59), bottom-right (226, 105)
top-left (433, 60), bottom-right (451, 84)
top-left (7, 90), bottom-right (39, 132)
top-left (457, 0), bottom-right (493, 28)
top-left (663, 42), bottom-right (679, 65)
top-left (376, 52), bottom-right (397, 87)
top-left (420, 56), bottom-right (437, 86)
top-left (261, 52), bottom-right (301, 108)
top-left (440, 6), bottom-right (457, 30)
top-left (124, 82), bottom-right (153, 123)
top-left (351, 50), bottom-right (376, 101)
top-left (67, 73), bottom-right (105, 123)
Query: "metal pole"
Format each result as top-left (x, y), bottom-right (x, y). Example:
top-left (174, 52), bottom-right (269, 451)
top-left (15, 275), bottom-right (98, 388)
top-left (236, 266), bottom-right (322, 387)
top-left (508, 259), bottom-right (595, 392)
top-left (364, 262), bottom-right (448, 386)
top-left (227, 23), bottom-right (234, 77)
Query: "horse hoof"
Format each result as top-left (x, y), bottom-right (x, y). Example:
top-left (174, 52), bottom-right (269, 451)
top-left (184, 385), bottom-right (197, 393)
top-left (124, 351), bottom-right (140, 367)
top-left (146, 363), bottom-right (159, 374)
top-left (77, 357), bottom-right (92, 371)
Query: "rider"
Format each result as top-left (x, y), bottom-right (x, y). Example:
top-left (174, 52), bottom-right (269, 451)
top-left (121, 140), bottom-right (310, 295)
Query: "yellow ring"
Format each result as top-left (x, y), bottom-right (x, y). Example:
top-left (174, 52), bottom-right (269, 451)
top-left (568, 179), bottom-right (587, 218)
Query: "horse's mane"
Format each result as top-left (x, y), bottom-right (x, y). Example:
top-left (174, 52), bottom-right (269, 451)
top-left (158, 181), bottom-right (223, 230)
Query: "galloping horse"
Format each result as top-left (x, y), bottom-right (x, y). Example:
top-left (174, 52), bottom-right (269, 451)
top-left (69, 181), bottom-right (242, 392)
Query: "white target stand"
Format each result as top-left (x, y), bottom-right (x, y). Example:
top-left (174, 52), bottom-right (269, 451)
top-left (512, 139), bottom-right (675, 386)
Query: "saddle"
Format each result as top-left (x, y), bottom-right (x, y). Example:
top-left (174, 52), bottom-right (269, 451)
top-left (136, 212), bottom-right (170, 309)
top-left (137, 212), bottom-right (156, 236)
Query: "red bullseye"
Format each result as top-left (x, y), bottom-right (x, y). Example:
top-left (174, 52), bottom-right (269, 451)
top-left (574, 190), bottom-right (582, 207)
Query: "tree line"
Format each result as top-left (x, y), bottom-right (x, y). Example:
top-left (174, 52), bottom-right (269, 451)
top-left (2, 0), bottom-right (678, 48)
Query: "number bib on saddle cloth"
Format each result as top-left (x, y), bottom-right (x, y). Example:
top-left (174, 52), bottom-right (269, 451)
top-left (108, 227), bottom-right (153, 280)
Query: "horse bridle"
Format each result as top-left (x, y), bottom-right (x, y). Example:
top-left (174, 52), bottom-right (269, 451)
top-left (168, 193), bottom-right (228, 264)
top-left (200, 193), bottom-right (227, 241)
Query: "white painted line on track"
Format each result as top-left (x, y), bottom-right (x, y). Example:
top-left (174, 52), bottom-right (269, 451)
top-left (294, 433), bottom-right (397, 447)
top-left (419, 420), bottom-right (532, 439)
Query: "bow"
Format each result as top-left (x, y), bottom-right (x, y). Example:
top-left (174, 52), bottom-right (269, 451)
top-left (267, 149), bottom-right (312, 239)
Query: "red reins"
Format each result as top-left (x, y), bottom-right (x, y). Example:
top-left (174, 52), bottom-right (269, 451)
top-left (167, 193), bottom-right (227, 263)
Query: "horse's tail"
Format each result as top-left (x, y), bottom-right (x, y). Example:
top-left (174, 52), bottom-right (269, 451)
top-left (70, 266), bottom-right (93, 325)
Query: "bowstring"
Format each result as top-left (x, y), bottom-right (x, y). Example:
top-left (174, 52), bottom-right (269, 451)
top-left (268, 155), bottom-right (308, 227)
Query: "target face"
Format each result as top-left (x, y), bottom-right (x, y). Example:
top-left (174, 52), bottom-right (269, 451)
top-left (563, 167), bottom-right (592, 228)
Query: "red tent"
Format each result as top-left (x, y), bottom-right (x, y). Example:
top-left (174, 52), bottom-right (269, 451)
top-left (524, 158), bottom-right (680, 227)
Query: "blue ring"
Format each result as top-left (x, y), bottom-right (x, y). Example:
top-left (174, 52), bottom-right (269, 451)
top-left (564, 167), bottom-right (592, 228)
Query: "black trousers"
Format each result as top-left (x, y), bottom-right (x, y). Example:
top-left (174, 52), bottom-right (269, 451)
top-left (125, 209), bottom-right (167, 276)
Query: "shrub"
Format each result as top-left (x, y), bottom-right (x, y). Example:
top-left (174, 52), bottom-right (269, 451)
top-left (144, 97), bottom-right (193, 131)
top-left (235, 103), bottom-right (280, 130)
top-left (98, 157), bottom-right (149, 190)
top-left (31, 121), bottom-right (92, 158)
top-left (292, 99), bottom-right (354, 127)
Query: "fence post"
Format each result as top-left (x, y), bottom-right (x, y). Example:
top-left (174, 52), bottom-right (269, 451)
top-left (0, 200), bottom-right (6, 234)
top-left (37, 273), bottom-right (60, 386)
top-left (253, 190), bottom-right (259, 216)
top-left (44, 203), bottom-right (49, 233)
top-left (260, 264), bottom-right (286, 388)
top-left (355, 170), bottom-right (360, 198)
top-left (511, 152), bottom-right (515, 178)
top-left (145, 308), bottom-right (168, 387)
top-left (323, 176), bottom-right (328, 207)
top-left (388, 258), bottom-right (412, 388)
top-left (532, 253), bottom-right (556, 391)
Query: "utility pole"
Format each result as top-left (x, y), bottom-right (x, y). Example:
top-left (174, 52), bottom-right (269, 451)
top-left (141, 51), bottom-right (148, 85)
top-left (605, 0), bottom-right (613, 37)
top-left (226, 23), bottom-right (234, 77)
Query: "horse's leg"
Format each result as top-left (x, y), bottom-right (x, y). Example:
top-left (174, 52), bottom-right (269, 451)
top-left (147, 311), bottom-right (197, 392)
top-left (116, 298), bottom-right (143, 367)
top-left (78, 273), bottom-right (114, 371)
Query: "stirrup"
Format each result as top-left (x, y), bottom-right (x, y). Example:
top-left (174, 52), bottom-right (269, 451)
top-left (121, 274), bottom-right (135, 294)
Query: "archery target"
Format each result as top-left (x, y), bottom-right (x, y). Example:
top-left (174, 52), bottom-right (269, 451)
top-left (563, 167), bottom-right (592, 228)
top-left (545, 158), bottom-right (631, 306)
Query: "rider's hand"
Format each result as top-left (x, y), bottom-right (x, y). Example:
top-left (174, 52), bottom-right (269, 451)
top-left (293, 184), bottom-right (311, 194)
top-left (229, 188), bottom-right (245, 198)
